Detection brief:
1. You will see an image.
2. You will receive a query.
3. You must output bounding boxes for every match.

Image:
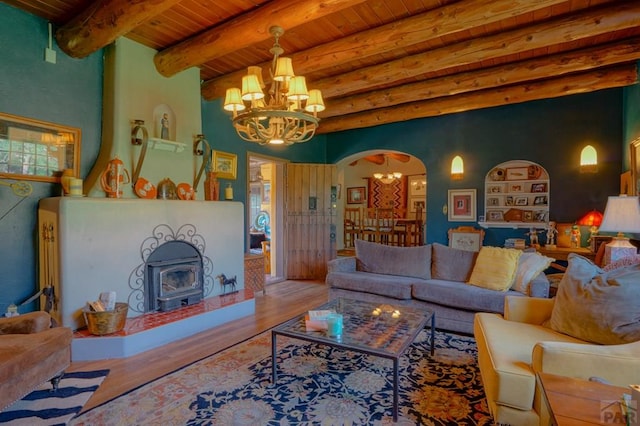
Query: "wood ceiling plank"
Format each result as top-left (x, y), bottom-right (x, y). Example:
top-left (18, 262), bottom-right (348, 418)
top-left (318, 65), bottom-right (638, 133)
top-left (55, 0), bottom-right (184, 58)
top-left (153, 0), bottom-right (369, 77)
top-left (311, 2), bottom-right (640, 99)
top-left (322, 38), bottom-right (640, 118)
top-left (201, 0), bottom-right (571, 100)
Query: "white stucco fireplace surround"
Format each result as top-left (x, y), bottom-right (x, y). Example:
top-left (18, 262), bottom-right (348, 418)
top-left (38, 197), bottom-right (251, 361)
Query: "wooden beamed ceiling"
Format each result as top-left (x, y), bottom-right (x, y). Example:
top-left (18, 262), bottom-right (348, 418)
top-left (7, 0), bottom-right (640, 134)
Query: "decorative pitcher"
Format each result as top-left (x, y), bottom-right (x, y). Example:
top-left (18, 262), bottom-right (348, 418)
top-left (100, 157), bottom-right (130, 198)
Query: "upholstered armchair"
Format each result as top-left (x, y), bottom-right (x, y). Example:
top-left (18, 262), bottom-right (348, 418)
top-left (0, 311), bottom-right (72, 411)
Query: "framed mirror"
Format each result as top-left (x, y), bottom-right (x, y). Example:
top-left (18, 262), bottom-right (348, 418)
top-left (0, 112), bottom-right (81, 182)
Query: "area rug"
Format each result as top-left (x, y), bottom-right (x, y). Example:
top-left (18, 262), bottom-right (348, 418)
top-left (72, 331), bottom-right (492, 425)
top-left (0, 369), bottom-right (109, 425)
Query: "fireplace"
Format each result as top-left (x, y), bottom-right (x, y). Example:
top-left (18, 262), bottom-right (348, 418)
top-left (145, 241), bottom-right (203, 312)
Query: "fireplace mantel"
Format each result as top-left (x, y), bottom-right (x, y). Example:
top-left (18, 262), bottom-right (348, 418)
top-left (38, 197), bottom-right (246, 330)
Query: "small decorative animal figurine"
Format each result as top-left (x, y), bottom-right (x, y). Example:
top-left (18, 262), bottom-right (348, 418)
top-left (216, 273), bottom-right (237, 294)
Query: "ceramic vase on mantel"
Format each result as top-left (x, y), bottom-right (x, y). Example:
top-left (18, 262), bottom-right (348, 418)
top-left (204, 171), bottom-right (219, 201)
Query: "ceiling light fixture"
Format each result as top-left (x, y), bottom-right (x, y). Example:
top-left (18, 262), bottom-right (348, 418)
top-left (373, 156), bottom-right (402, 185)
top-left (223, 26), bottom-right (325, 146)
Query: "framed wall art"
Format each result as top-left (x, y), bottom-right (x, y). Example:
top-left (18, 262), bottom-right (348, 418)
top-left (408, 174), bottom-right (426, 197)
top-left (447, 189), bottom-right (476, 222)
top-left (448, 226), bottom-right (485, 252)
top-left (628, 137), bottom-right (640, 196)
top-left (212, 150), bottom-right (237, 180)
top-left (0, 112), bottom-right (81, 182)
top-left (347, 186), bottom-right (366, 204)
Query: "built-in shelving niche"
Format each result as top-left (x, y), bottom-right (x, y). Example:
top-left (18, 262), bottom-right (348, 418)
top-left (478, 160), bottom-right (549, 229)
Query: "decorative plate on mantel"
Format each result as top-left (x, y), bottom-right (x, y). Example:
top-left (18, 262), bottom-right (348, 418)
top-left (134, 178), bottom-right (157, 199)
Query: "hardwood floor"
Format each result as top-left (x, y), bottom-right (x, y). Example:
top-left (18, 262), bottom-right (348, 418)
top-left (70, 279), bottom-right (328, 413)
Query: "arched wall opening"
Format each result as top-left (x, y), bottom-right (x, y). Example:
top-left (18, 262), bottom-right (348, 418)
top-left (335, 149), bottom-right (427, 249)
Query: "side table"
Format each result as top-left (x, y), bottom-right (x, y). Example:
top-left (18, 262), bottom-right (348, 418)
top-left (538, 372), bottom-right (630, 425)
top-left (537, 246), bottom-right (596, 262)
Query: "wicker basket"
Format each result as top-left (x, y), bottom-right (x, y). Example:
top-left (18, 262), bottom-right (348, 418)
top-left (84, 302), bottom-right (129, 335)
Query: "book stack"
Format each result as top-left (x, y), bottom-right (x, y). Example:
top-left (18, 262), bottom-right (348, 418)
top-left (304, 310), bottom-right (333, 331)
top-left (505, 238), bottom-right (526, 249)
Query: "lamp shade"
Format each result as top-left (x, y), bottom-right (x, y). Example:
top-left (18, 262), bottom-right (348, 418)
top-left (287, 76), bottom-right (309, 101)
top-left (241, 74), bottom-right (264, 101)
top-left (599, 195), bottom-right (640, 234)
top-left (274, 57), bottom-right (294, 81)
top-left (223, 88), bottom-right (245, 112)
top-left (576, 210), bottom-right (603, 227)
top-left (305, 89), bottom-right (325, 113)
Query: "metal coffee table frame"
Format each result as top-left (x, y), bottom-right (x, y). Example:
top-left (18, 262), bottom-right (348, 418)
top-left (271, 298), bottom-right (435, 422)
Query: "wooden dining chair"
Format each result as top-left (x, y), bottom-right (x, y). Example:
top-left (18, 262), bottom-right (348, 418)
top-left (405, 205), bottom-right (424, 246)
top-left (343, 207), bottom-right (362, 248)
top-left (361, 207), bottom-right (379, 242)
top-left (376, 207), bottom-right (397, 245)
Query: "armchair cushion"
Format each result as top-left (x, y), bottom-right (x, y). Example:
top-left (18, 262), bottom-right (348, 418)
top-left (0, 311), bottom-right (51, 334)
top-left (550, 253), bottom-right (640, 345)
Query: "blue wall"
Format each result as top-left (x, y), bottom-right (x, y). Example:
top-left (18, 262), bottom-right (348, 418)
top-left (0, 3), bottom-right (103, 314)
top-left (326, 91), bottom-right (622, 246)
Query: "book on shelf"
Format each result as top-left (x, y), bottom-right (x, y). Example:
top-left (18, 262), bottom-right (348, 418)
top-left (505, 238), bottom-right (526, 249)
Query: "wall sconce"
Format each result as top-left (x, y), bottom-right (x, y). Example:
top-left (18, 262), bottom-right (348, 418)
top-left (580, 145), bottom-right (598, 173)
top-left (451, 155), bottom-right (464, 180)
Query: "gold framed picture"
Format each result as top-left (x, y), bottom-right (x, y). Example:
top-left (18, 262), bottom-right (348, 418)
top-left (212, 150), bottom-right (237, 180)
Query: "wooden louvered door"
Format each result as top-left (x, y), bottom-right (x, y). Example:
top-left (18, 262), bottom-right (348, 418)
top-left (285, 163), bottom-right (337, 279)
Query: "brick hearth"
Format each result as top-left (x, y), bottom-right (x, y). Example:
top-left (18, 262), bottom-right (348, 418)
top-left (71, 289), bottom-right (255, 361)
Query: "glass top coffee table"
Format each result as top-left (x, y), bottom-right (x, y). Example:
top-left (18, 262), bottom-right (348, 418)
top-left (271, 298), bottom-right (435, 422)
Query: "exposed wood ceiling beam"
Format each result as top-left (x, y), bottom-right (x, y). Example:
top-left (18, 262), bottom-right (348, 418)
top-left (324, 38), bottom-right (640, 118)
top-left (56, 0), bottom-right (183, 58)
top-left (317, 65), bottom-right (638, 134)
top-left (154, 0), bottom-right (368, 77)
top-left (200, 0), bottom-right (568, 100)
top-left (312, 2), bottom-right (640, 99)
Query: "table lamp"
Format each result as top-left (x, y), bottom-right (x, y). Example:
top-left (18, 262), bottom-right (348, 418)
top-left (598, 195), bottom-right (640, 265)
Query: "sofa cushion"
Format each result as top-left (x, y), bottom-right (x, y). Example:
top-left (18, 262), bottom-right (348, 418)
top-left (431, 243), bottom-right (477, 282)
top-left (550, 253), bottom-right (640, 345)
top-left (412, 279), bottom-right (523, 313)
top-left (355, 239), bottom-right (431, 280)
top-left (512, 252), bottom-right (554, 294)
top-left (468, 247), bottom-right (521, 291)
top-left (326, 271), bottom-right (416, 300)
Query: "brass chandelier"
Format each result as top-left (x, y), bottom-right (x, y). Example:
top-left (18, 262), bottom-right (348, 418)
top-left (223, 26), bottom-right (325, 145)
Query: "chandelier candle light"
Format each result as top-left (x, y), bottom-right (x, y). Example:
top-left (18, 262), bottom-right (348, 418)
top-left (223, 26), bottom-right (325, 146)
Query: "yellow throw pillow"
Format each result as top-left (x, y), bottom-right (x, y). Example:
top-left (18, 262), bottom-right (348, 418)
top-left (468, 246), bottom-right (522, 291)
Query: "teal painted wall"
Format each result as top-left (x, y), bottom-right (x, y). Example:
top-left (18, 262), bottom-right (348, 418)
top-left (0, 3), bottom-right (103, 314)
top-left (326, 91), bottom-right (623, 246)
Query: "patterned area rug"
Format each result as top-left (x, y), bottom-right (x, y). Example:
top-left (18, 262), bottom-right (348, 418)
top-left (72, 331), bottom-right (493, 425)
top-left (0, 370), bottom-right (109, 425)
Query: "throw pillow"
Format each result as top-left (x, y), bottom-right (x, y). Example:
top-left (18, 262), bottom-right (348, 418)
top-left (467, 246), bottom-right (522, 291)
top-left (512, 252), bottom-right (554, 294)
top-left (355, 239), bottom-right (432, 280)
top-left (550, 253), bottom-right (640, 345)
top-left (431, 243), bottom-right (477, 282)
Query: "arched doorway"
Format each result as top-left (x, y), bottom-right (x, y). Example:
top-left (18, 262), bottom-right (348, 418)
top-left (335, 150), bottom-right (427, 250)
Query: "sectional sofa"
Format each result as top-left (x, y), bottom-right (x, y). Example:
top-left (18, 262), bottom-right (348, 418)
top-left (326, 239), bottom-right (551, 334)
